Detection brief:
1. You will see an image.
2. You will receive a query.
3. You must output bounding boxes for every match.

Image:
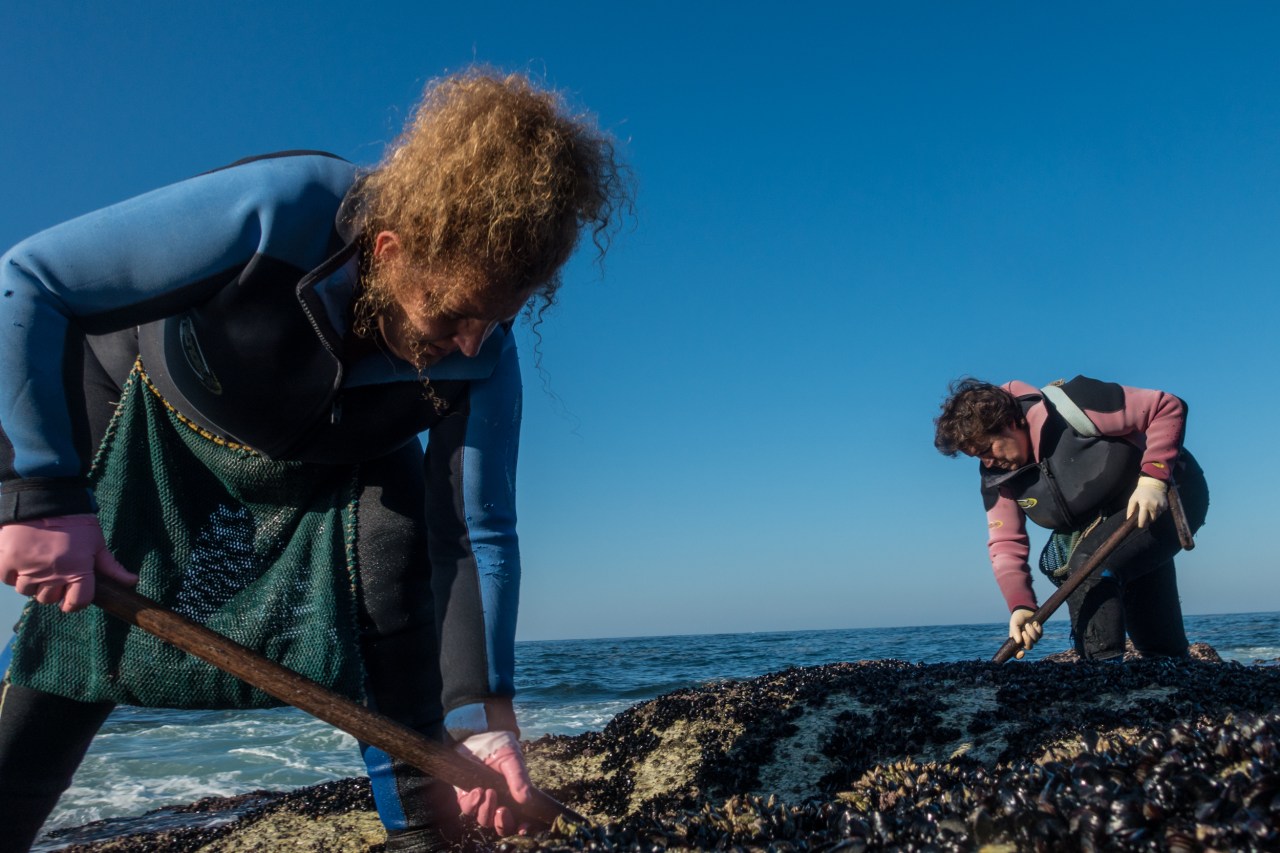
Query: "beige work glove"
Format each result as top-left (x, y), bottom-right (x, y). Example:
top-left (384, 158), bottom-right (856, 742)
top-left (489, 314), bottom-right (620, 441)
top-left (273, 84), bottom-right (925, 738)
top-left (1126, 475), bottom-right (1168, 528)
top-left (1008, 609), bottom-right (1043, 659)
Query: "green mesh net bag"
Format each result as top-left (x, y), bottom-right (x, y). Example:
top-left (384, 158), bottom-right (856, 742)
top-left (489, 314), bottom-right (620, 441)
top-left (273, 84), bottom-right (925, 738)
top-left (1038, 531), bottom-right (1082, 587)
top-left (1037, 516), bottom-right (1105, 588)
top-left (7, 361), bottom-right (365, 708)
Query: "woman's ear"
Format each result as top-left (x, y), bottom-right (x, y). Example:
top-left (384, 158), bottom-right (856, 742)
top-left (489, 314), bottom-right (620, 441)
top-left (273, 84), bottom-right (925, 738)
top-left (372, 230), bottom-right (402, 261)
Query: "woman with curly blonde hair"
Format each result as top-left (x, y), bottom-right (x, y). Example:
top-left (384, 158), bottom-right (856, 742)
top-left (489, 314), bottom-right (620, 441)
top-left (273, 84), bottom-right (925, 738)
top-left (354, 69), bottom-right (626, 370)
top-left (0, 67), bottom-right (630, 852)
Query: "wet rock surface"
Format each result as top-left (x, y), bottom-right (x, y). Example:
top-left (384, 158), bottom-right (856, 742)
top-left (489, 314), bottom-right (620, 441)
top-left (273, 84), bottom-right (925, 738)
top-left (53, 648), bottom-right (1280, 851)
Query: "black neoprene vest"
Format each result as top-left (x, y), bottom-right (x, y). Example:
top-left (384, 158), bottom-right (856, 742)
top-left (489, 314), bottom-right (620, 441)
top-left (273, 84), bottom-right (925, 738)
top-left (980, 390), bottom-right (1142, 532)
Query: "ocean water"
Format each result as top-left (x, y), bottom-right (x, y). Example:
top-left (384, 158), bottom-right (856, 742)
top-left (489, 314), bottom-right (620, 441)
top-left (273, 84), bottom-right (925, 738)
top-left (22, 610), bottom-right (1280, 848)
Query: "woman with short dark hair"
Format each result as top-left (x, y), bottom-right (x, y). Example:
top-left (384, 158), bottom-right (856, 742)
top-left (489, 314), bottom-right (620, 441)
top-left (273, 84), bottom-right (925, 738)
top-left (935, 376), bottom-right (1208, 663)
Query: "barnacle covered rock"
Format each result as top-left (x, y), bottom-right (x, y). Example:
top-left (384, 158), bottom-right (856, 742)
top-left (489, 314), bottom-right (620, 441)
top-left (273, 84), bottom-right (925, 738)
top-left (52, 652), bottom-right (1280, 851)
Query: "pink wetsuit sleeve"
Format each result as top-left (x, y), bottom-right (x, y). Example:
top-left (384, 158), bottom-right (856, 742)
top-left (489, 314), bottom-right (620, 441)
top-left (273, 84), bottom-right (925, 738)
top-left (986, 495), bottom-right (1037, 612)
top-left (1082, 386), bottom-right (1185, 481)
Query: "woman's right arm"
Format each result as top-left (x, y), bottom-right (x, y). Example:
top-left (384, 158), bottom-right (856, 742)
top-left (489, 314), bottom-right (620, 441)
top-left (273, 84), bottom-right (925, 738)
top-left (985, 495), bottom-right (1044, 650)
top-left (0, 153), bottom-right (353, 521)
top-left (0, 154), bottom-right (353, 610)
top-left (985, 491), bottom-right (1036, 613)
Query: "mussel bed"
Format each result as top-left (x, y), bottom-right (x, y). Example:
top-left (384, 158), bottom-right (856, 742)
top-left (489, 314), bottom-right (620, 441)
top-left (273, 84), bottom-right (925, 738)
top-left (56, 651), bottom-right (1280, 851)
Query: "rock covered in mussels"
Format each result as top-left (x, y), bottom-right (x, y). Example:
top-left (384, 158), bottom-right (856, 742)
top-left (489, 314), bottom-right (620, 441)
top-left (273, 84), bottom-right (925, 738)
top-left (55, 650), bottom-right (1280, 852)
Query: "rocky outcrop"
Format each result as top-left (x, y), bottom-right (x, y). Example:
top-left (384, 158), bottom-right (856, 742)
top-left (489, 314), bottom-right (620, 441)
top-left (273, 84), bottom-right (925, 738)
top-left (48, 648), bottom-right (1280, 851)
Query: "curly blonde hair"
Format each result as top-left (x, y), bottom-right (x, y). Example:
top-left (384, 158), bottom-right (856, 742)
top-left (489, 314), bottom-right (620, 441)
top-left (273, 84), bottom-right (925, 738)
top-left (353, 67), bottom-right (631, 328)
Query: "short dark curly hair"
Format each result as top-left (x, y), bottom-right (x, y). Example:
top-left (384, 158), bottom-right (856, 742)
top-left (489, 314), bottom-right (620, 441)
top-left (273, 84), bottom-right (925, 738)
top-left (934, 378), bottom-right (1024, 456)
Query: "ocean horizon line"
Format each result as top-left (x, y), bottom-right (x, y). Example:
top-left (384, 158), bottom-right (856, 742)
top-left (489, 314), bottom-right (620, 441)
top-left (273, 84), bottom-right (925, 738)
top-left (513, 608), bottom-right (1280, 646)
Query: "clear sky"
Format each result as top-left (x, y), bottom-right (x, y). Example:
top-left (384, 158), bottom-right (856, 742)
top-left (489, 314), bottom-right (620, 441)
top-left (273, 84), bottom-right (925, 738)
top-left (2, 2), bottom-right (1277, 642)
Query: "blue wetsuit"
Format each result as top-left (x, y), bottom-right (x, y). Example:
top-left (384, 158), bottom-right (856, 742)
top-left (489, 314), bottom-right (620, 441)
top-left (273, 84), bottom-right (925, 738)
top-left (0, 152), bottom-right (524, 847)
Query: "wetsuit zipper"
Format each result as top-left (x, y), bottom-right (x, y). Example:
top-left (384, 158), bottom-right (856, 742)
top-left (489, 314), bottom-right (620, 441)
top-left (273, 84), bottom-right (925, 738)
top-left (1040, 462), bottom-right (1078, 531)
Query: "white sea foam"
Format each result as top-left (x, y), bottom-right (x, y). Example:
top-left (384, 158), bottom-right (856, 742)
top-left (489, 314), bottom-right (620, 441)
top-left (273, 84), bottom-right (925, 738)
top-left (1219, 645), bottom-right (1280, 664)
top-left (44, 709), bottom-right (366, 833)
top-left (520, 700), bottom-right (634, 737)
top-left (50, 770), bottom-right (249, 830)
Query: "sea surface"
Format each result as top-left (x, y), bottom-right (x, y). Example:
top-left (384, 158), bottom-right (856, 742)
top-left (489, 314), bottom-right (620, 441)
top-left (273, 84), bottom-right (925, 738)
top-left (20, 610), bottom-right (1280, 849)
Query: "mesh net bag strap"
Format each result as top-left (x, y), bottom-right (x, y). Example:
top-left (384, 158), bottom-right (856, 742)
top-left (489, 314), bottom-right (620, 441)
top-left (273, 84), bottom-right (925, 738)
top-left (8, 361), bottom-right (365, 709)
top-left (1038, 516), bottom-right (1105, 587)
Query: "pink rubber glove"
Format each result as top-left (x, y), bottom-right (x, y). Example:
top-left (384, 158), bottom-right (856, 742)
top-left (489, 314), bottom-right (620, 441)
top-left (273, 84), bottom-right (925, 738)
top-left (453, 730), bottom-right (533, 836)
top-left (0, 514), bottom-right (137, 612)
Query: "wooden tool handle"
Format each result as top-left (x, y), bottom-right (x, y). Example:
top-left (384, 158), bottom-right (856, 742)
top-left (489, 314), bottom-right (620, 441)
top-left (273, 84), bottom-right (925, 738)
top-left (991, 513), bottom-right (1140, 664)
top-left (93, 578), bottom-right (586, 827)
top-left (1167, 479), bottom-right (1196, 551)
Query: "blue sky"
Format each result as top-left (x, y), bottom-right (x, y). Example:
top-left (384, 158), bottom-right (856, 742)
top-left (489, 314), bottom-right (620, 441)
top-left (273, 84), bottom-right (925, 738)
top-left (2, 2), bottom-right (1277, 642)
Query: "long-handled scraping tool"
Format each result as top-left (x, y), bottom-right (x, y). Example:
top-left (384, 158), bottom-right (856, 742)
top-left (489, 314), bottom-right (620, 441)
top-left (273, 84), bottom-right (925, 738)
top-left (991, 513), bottom-right (1140, 664)
top-left (92, 577), bottom-right (587, 828)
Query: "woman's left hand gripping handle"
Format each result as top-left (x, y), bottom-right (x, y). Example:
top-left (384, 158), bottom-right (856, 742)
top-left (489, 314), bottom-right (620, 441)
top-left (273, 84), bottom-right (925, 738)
top-left (0, 514), bottom-right (138, 612)
top-left (454, 730), bottom-right (535, 836)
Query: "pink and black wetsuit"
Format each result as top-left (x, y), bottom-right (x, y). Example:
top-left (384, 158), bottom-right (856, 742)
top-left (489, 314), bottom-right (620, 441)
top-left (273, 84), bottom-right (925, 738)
top-left (977, 376), bottom-right (1208, 660)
